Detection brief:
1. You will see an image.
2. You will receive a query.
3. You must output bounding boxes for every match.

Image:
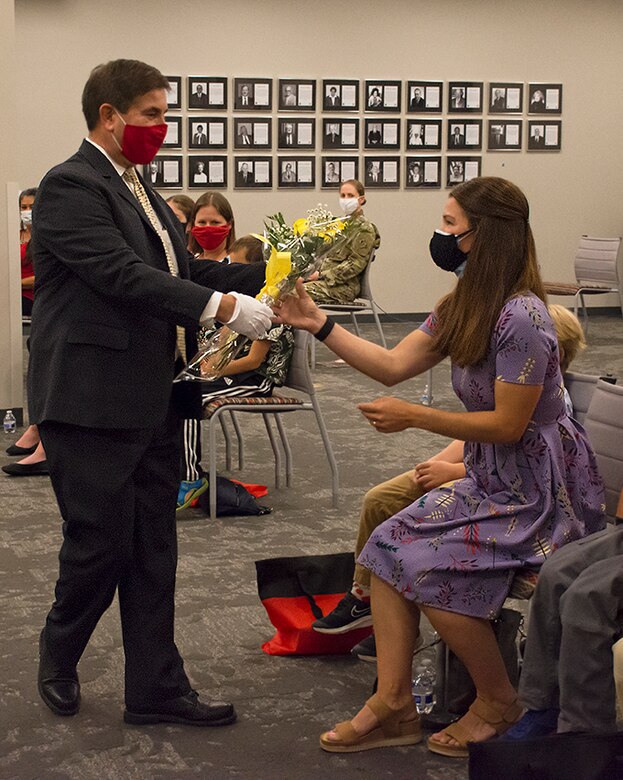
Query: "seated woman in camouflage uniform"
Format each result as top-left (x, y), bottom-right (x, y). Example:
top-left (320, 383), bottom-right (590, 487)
top-left (305, 179), bottom-right (380, 305)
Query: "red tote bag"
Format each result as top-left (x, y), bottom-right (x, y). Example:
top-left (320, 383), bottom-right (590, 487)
top-left (255, 552), bottom-right (373, 655)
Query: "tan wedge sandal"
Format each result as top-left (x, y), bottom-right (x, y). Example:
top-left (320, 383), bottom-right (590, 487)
top-left (427, 696), bottom-right (524, 758)
top-left (319, 694), bottom-right (422, 753)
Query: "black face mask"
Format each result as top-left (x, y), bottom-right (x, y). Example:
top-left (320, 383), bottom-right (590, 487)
top-left (429, 229), bottom-right (472, 273)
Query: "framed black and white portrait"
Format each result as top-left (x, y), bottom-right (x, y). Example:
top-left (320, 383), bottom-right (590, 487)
top-left (187, 76), bottom-right (227, 111)
top-left (447, 120), bottom-right (482, 150)
top-left (188, 117), bottom-right (227, 150)
top-left (187, 156), bottom-right (227, 189)
top-left (364, 119), bottom-right (400, 149)
top-left (322, 118), bottom-right (359, 150)
top-left (277, 118), bottom-right (315, 150)
top-left (487, 120), bottom-right (522, 151)
top-left (233, 78), bottom-right (272, 111)
top-left (448, 81), bottom-right (483, 113)
top-left (142, 156), bottom-right (182, 189)
top-left (164, 76), bottom-right (181, 110)
top-left (527, 121), bottom-right (561, 151)
top-left (365, 80), bottom-right (401, 112)
top-left (528, 83), bottom-right (563, 114)
top-left (321, 157), bottom-right (359, 188)
top-left (322, 79), bottom-right (359, 111)
top-left (406, 119), bottom-right (442, 150)
top-left (278, 79), bottom-right (316, 111)
top-left (488, 82), bottom-right (523, 114)
top-left (162, 116), bottom-right (182, 149)
top-left (233, 118), bottom-right (272, 150)
top-left (406, 81), bottom-right (443, 113)
top-left (446, 156), bottom-right (481, 187)
top-left (363, 156), bottom-right (400, 188)
top-left (277, 157), bottom-right (315, 188)
top-left (405, 156), bottom-right (441, 189)
top-left (234, 157), bottom-right (272, 189)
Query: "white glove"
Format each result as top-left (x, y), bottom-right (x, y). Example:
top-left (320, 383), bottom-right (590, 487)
top-left (225, 292), bottom-right (273, 340)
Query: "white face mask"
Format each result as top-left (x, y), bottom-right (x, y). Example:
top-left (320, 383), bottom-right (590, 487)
top-left (339, 197), bottom-right (360, 216)
top-left (21, 210), bottom-right (33, 226)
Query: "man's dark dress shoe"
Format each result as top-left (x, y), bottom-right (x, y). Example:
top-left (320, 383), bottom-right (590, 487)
top-left (2, 460), bottom-right (49, 476)
top-left (124, 690), bottom-right (236, 726)
top-left (5, 443), bottom-right (38, 456)
top-left (38, 632), bottom-right (80, 716)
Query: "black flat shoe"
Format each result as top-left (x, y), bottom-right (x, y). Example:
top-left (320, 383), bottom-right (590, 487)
top-left (124, 690), bottom-right (236, 726)
top-left (5, 443), bottom-right (38, 456)
top-left (2, 460), bottom-right (49, 476)
top-left (38, 630), bottom-right (80, 716)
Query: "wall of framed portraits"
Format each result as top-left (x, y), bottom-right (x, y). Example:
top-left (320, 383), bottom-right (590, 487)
top-left (8, 0), bottom-right (623, 324)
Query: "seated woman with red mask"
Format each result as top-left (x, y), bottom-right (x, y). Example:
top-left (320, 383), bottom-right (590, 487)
top-left (188, 191), bottom-right (235, 264)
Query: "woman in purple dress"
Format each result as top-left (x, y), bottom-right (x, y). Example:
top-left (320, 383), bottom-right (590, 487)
top-left (273, 177), bottom-right (604, 758)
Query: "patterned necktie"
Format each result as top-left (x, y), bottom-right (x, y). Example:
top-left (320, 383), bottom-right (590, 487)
top-left (122, 167), bottom-right (187, 361)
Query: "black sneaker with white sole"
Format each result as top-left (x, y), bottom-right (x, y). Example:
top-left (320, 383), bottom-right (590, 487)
top-left (311, 592), bottom-right (372, 634)
top-left (350, 633), bottom-right (377, 662)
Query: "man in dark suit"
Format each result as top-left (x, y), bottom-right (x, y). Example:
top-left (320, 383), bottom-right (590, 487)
top-left (236, 162), bottom-right (253, 186)
top-left (410, 87), bottom-right (425, 111)
top-left (324, 122), bottom-right (341, 148)
top-left (30, 59), bottom-right (272, 727)
top-left (190, 83), bottom-right (208, 108)
top-left (530, 127), bottom-right (545, 147)
top-left (238, 84), bottom-right (254, 108)
top-left (279, 121), bottom-right (296, 147)
top-left (450, 125), bottom-right (465, 147)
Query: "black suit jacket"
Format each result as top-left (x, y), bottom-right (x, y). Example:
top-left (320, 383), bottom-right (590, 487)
top-left (29, 140), bottom-right (216, 430)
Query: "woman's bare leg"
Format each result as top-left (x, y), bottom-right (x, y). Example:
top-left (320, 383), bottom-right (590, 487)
top-left (421, 605), bottom-right (518, 745)
top-left (324, 574), bottom-right (420, 740)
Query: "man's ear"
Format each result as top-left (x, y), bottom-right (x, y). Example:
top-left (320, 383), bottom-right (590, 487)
top-left (99, 103), bottom-right (117, 131)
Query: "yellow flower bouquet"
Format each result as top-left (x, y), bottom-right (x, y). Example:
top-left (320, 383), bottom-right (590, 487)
top-left (176, 205), bottom-right (352, 382)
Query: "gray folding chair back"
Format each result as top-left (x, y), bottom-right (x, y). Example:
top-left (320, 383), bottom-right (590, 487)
top-left (584, 378), bottom-right (623, 523)
top-left (564, 371), bottom-right (600, 425)
top-left (545, 236), bottom-right (622, 321)
top-left (202, 329), bottom-right (339, 520)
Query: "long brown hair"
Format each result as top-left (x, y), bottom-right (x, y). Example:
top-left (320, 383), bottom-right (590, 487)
top-left (432, 177), bottom-right (546, 367)
top-left (188, 191), bottom-right (236, 255)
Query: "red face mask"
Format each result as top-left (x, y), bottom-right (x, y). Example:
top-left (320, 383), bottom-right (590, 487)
top-left (191, 223), bottom-right (231, 251)
top-left (114, 111), bottom-right (167, 165)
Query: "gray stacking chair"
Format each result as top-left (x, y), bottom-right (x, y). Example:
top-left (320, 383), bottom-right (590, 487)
top-left (544, 236), bottom-right (622, 323)
top-left (201, 329), bottom-right (339, 521)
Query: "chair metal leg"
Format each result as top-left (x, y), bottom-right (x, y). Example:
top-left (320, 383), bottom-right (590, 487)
top-left (218, 414), bottom-right (233, 471)
top-left (310, 397), bottom-right (339, 506)
top-left (208, 414), bottom-right (219, 521)
top-left (310, 337), bottom-right (316, 370)
top-left (351, 312), bottom-right (362, 338)
top-left (370, 302), bottom-right (387, 348)
top-left (262, 414), bottom-right (282, 489)
top-left (228, 411), bottom-right (244, 470)
top-left (274, 414), bottom-right (293, 487)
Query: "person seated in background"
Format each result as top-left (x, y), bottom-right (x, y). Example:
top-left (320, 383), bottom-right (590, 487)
top-left (312, 304), bottom-right (587, 664)
top-left (166, 194), bottom-right (195, 241)
top-left (229, 235), bottom-right (265, 265)
top-left (502, 488), bottom-right (623, 740)
top-left (3, 188), bottom-right (49, 477)
top-left (177, 317), bottom-right (295, 511)
top-left (188, 191), bottom-right (235, 263)
top-left (273, 177), bottom-right (604, 757)
top-left (304, 179), bottom-right (380, 305)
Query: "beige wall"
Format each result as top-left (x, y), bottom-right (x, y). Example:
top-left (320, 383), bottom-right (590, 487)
top-left (9, 0), bottom-right (623, 319)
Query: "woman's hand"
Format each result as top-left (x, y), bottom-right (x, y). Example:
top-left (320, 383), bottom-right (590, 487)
top-left (357, 397), bottom-right (420, 433)
top-left (413, 459), bottom-right (466, 491)
top-left (272, 277), bottom-right (325, 333)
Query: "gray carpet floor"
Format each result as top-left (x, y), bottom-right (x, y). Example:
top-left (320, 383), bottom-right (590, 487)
top-left (1, 314), bottom-right (622, 780)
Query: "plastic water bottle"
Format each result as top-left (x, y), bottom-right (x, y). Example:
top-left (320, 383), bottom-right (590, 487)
top-left (3, 410), bottom-right (16, 435)
top-left (412, 659), bottom-right (436, 714)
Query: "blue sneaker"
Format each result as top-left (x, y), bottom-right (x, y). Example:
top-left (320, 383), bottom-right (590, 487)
top-left (177, 478), bottom-right (209, 511)
top-left (499, 708), bottom-right (559, 740)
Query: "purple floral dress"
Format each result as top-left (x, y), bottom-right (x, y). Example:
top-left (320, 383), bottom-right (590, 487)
top-left (359, 295), bottom-right (605, 618)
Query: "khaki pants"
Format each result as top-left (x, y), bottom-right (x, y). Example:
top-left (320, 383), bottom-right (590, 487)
top-left (353, 470), bottom-right (425, 587)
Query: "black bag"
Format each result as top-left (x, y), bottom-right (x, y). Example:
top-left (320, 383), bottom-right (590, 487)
top-left (469, 731), bottom-right (623, 780)
top-left (197, 475), bottom-right (271, 517)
